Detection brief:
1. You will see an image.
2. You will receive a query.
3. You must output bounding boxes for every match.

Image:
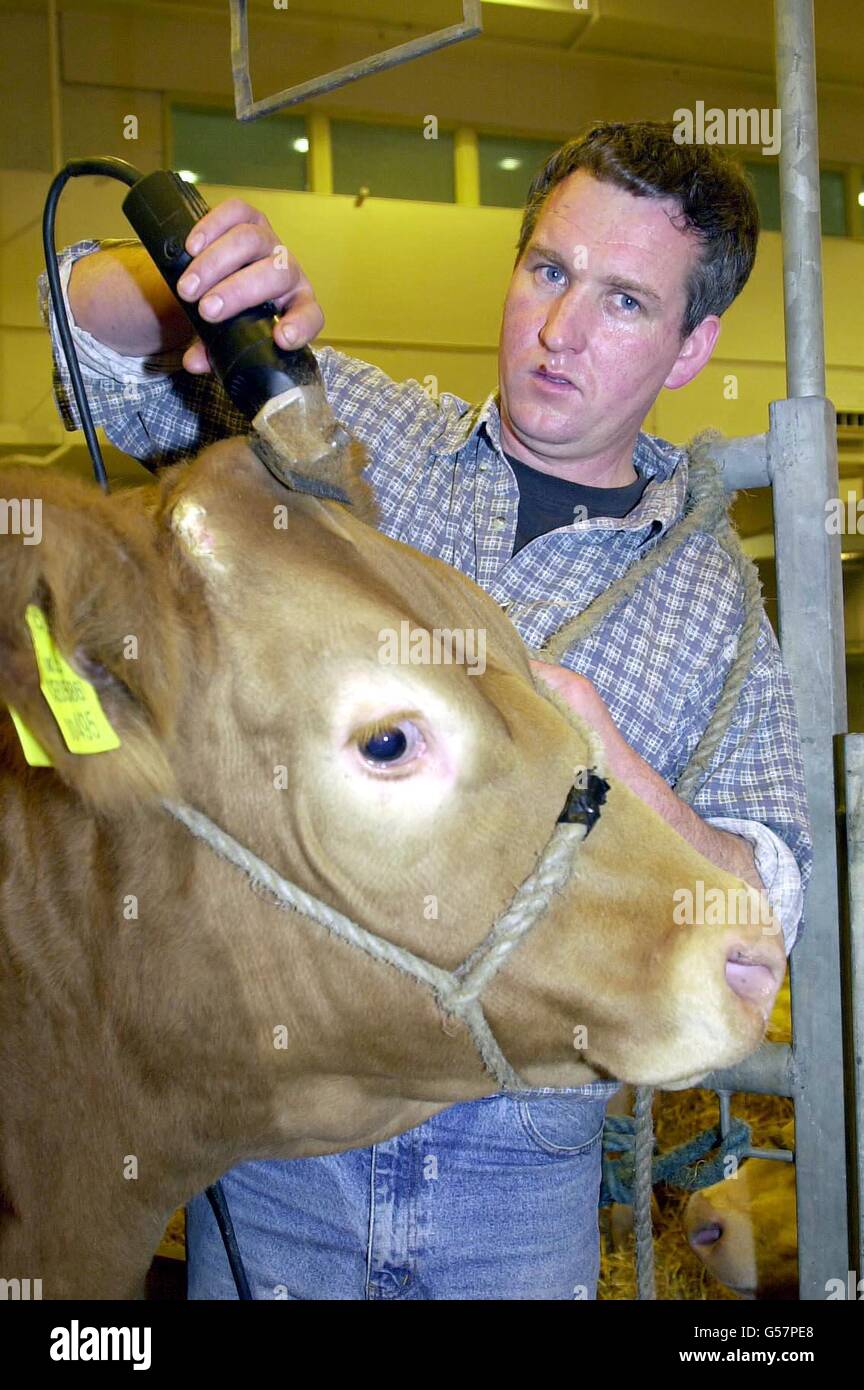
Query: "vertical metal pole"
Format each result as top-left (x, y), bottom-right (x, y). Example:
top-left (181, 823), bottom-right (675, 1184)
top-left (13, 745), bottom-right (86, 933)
top-left (776, 0), bottom-right (826, 399)
top-left (842, 736), bottom-right (864, 1276)
top-left (771, 0), bottom-right (850, 1298)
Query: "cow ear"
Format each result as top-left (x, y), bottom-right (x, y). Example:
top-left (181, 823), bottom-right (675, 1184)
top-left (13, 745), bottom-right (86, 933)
top-left (0, 468), bottom-right (184, 811)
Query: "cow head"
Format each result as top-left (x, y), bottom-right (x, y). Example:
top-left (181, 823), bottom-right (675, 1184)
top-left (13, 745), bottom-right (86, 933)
top-left (684, 1122), bottom-right (798, 1299)
top-left (0, 438), bottom-right (785, 1101)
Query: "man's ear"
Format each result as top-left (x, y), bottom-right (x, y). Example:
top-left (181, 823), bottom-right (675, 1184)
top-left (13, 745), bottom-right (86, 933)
top-left (0, 467), bottom-right (188, 811)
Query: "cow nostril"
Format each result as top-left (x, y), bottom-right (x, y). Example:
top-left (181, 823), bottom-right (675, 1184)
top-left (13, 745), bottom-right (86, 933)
top-left (689, 1221), bottom-right (723, 1248)
top-left (725, 956), bottom-right (780, 1011)
top-left (724, 936), bottom-right (783, 1016)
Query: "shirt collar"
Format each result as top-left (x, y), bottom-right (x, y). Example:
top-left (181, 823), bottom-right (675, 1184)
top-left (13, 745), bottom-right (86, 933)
top-left (439, 390), bottom-right (688, 540)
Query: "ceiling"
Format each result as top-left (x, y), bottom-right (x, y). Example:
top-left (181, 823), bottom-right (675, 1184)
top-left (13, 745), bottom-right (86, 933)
top-left (3, 0), bottom-right (863, 88)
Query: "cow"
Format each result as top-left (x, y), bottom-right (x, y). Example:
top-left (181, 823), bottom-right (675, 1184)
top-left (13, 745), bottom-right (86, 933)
top-left (684, 1123), bottom-right (797, 1299)
top-left (683, 987), bottom-right (797, 1299)
top-left (0, 435), bottom-right (786, 1298)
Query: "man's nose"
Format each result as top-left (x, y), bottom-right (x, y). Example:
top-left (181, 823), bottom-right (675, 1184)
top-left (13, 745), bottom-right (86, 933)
top-left (539, 289), bottom-right (590, 355)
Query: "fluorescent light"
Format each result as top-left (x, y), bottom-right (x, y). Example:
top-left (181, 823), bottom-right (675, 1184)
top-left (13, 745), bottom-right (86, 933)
top-left (292, 137), bottom-right (309, 153)
top-left (498, 157), bottom-right (522, 171)
top-left (177, 170), bottom-right (199, 183)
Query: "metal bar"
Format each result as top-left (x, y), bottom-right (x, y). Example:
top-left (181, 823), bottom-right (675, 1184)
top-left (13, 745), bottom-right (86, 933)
top-left (771, 397), bottom-right (847, 736)
top-left (229, 0), bottom-right (253, 117)
top-left (228, 0), bottom-right (483, 123)
top-left (718, 1090), bottom-right (731, 1136)
top-left (691, 1042), bottom-right (795, 1097)
top-left (776, 0), bottom-right (826, 398)
top-left (770, 405), bottom-right (848, 1300)
top-left (708, 433), bottom-right (770, 492)
top-left (764, 425), bottom-right (841, 1289)
top-left (842, 734), bottom-right (864, 1275)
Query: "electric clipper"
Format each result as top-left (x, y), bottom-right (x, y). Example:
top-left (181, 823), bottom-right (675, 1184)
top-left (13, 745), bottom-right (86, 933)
top-left (121, 169), bottom-right (353, 489)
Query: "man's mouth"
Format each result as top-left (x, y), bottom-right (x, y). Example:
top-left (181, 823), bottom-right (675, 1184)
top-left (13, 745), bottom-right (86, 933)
top-left (532, 368), bottom-right (576, 390)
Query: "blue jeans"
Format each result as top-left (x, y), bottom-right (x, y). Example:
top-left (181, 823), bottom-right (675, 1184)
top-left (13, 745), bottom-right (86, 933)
top-left (186, 1084), bottom-right (619, 1300)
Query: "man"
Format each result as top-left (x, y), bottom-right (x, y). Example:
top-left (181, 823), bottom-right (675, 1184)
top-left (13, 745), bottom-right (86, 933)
top-left (39, 120), bottom-right (810, 1300)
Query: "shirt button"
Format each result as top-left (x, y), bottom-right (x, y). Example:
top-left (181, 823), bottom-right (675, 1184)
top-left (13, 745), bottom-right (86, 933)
top-left (478, 462), bottom-right (491, 473)
top-left (491, 516), bottom-right (507, 529)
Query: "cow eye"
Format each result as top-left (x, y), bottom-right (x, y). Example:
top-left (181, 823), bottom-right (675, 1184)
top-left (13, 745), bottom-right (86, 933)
top-left (356, 719), bottom-right (425, 771)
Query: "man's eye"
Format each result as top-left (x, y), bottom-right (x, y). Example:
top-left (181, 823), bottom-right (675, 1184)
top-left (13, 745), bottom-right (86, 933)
top-left (613, 292), bottom-right (641, 313)
top-left (537, 265), bottom-right (565, 286)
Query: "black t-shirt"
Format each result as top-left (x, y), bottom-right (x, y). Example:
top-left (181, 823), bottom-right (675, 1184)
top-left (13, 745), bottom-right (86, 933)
top-left (503, 449), bottom-right (650, 556)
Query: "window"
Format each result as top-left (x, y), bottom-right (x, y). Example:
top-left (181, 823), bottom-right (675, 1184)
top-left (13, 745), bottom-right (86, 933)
top-left (171, 105), bottom-right (308, 191)
top-left (478, 134), bottom-right (562, 208)
top-left (744, 161), bottom-right (847, 236)
top-left (819, 169), bottom-right (846, 237)
top-left (331, 120), bottom-right (454, 202)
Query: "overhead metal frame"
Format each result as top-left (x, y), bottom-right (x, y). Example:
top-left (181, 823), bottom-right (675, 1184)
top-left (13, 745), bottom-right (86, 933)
top-left (228, 0), bottom-right (483, 122)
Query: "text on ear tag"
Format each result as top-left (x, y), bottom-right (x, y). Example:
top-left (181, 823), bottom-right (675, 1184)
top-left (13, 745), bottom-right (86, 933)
top-left (23, 604), bottom-right (121, 755)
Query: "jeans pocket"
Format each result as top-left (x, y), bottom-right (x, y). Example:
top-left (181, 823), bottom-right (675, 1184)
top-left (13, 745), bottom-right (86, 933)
top-left (518, 1094), bottom-right (608, 1156)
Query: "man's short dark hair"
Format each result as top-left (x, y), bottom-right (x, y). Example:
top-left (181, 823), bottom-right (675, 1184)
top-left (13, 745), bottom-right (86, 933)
top-left (516, 120), bottom-right (760, 340)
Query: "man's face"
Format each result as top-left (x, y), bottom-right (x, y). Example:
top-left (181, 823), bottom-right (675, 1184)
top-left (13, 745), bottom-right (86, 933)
top-left (497, 169), bottom-right (720, 471)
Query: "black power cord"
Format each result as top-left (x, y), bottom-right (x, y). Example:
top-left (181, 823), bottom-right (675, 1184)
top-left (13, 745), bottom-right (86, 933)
top-left (41, 157), bottom-right (143, 493)
top-left (204, 1180), bottom-right (254, 1301)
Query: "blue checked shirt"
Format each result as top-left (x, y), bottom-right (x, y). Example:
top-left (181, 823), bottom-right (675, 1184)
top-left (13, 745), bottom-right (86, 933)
top-left (38, 239), bottom-right (811, 953)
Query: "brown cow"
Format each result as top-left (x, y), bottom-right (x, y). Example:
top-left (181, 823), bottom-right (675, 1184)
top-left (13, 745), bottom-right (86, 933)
top-left (684, 1119), bottom-right (797, 1299)
top-left (684, 1158), bottom-right (797, 1299)
top-left (0, 437), bottom-right (785, 1298)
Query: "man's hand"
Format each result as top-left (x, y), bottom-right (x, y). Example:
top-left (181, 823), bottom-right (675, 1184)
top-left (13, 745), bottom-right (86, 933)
top-left (174, 198), bottom-right (325, 374)
top-left (529, 661), bottom-right (629, 771)
top-left (530, 660), bottom-right (765, 893)
top-left (66, 199), bottom-right (324, 367)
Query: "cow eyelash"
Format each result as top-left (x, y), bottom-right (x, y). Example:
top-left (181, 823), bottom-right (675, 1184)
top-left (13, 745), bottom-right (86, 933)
top-left (350, 709), bottom-right (424, 747)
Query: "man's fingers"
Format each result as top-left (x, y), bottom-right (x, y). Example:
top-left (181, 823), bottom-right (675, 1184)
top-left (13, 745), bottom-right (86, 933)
top-left (171, 197), bottom-right (325, 364)
top-left (179, 293), bottom-right (323, 374)
top-left (530, 659), bottom-right (576, 692)
top-left (181, 337), bottom-right (211, 374)
top-left (274, 289), bottom-right (325, 349)
top-left (530, 661), bottom-right (600, 716)
top-left (183, 199), bottom-right (268, 257)
top-left (177, 223), bottom-right (293, 310)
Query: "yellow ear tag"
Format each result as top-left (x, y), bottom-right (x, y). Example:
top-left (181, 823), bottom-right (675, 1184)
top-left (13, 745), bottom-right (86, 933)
top-left (23, 604), bottom-right (121, 755)
top-left (7, 706), bottom-right (54, 767)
